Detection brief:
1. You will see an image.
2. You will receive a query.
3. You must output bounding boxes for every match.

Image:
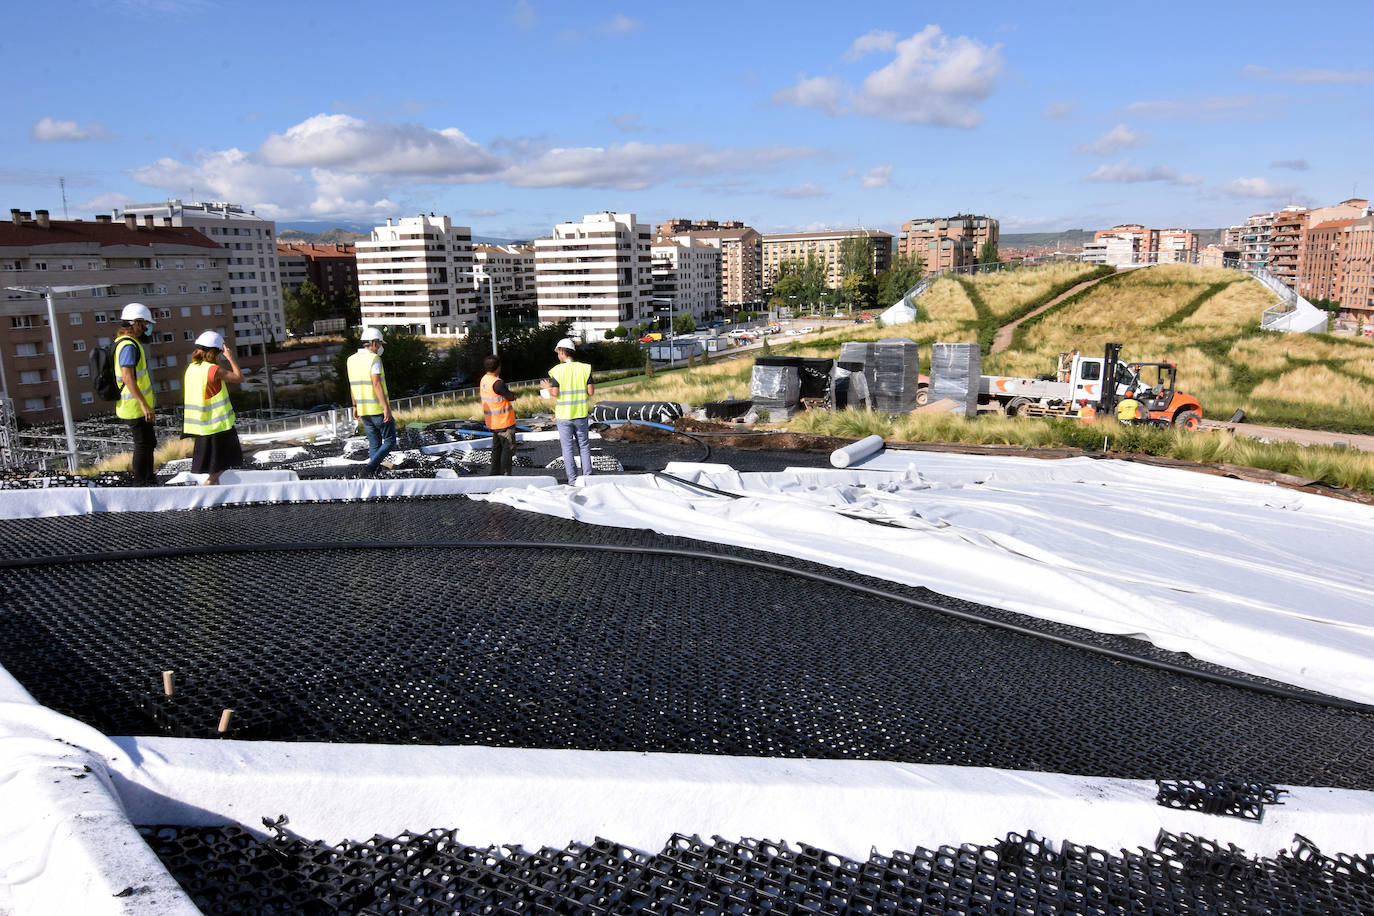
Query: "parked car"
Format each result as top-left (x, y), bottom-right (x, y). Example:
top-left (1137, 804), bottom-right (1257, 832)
top-left (441, 375), bottom-right (472, 390)
top-left (798, 326), bottom-right (815, 333)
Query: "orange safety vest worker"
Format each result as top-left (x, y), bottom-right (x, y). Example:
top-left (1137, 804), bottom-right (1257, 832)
top-left (480, 372), bottom-right (515, 430)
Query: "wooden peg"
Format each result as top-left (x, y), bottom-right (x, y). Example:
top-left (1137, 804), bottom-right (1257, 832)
top-left (162, 670), bottom-right (175, 697)
top-left (217, 709), bottom-right (234, 733)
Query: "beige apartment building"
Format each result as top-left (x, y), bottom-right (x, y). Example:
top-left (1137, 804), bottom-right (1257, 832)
top-left (1343, 218), bottom-right (1373, 320)
top-left (658, 225), bottom-right (761, 311)
top-left (473, 243), bottom-right (537, 326)
top-left (651, 237), bottom-right (721, 323)
top-left (1300, 219), bottom-right (1358, 302)
top-left (761, 228), bottom-right (892, 291)
top-left (1086, 224), bottom-right (1196, 266)
top-left (123, 200), bottom-right (282, 359)
top-left (535, 212), bottom-right (654, 340)
top-left (356, 214), bottom-right (478, 336)
top-left (897, 214), bottom-right (998, 272)
top-left (0, 209), bottom-right (232, 423)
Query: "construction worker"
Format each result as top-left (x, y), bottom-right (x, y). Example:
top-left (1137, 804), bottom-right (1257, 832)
top-left (347, 327), bottom-right (396, 477)
top-left (541, 337), bottom-right (594, 486)
top-left (1117, 391), bottom-right (1145, 424)
top-left (183, 331), bottom-right (244, 486)
top-left (115, 302), bottom-right (157, 485)
top-left (480, 354), bottom-right (517, 476)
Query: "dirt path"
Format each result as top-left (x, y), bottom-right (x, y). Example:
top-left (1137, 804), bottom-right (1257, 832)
top-left (989, 275), bottom-right (1114, 354)
top-left (1200, 419), bottom-right (1374, 453)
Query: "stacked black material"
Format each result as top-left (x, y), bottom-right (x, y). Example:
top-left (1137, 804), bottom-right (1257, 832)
top-left (140, 822), bottom-right (1374, 916)
top-left (796, 358), bottom-right (834, 402)
top-left (838, 342), bottom-right (877, 394)
top-left (871, 339), bottom-right (922, 415)
top-left (749, 357), bottom-right (801, 417)
top-left (930, 342), bottom-right (982, 417)
top-left (0, 499), bottom-right (1371, 792)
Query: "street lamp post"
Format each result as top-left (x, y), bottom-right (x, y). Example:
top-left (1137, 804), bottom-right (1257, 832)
top-left (251, 314), bottom-right (276, 414)
top-left (487, 278), bottom-right (498, 356)
top-left (6, 284), bottom-right (108, 472)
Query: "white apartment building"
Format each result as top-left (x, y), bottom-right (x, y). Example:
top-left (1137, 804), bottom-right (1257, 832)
top-left (535, 212), bottom-right (653, 340)
top-left (1081, 235), bottom-right (1140, 267)
top-left (121, 200), bottom-right (282, 359)
top-left (356, 214), bottom-right (477, 336)
top-left (651, 237), bottom-right (720, 324)
top-left (473, 244), bottom-right (537, 327)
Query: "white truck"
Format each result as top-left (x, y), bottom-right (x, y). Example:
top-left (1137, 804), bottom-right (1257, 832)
top-left (979, 343), bottom-right (1203, 428)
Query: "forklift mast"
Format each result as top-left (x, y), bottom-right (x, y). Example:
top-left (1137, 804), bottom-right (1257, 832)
top-left (1100, 343), bottom-right (1123, 416)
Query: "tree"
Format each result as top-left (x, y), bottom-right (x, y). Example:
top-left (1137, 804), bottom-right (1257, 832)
top-left (774, 251), bottom-right (828, 313)
top-left (333, 288), bottom-right (362, 324)
top-left (672, 313), bottom-right (696, 335)
top-left (978, 239), bottom-right (999, 265)
top-left (878, 252), bottom-right (925, 305)
top-left (283, 280), bottom-right (329, 335)
top-left (839, 236), bottom-right (875, 279)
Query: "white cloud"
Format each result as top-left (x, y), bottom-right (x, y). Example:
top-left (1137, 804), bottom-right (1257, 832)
top-left (259, 114), bottom-right (502, 178)
top-left (1124, 96), bottom-right (1274, 120)
top-left (31, 117), bottom-right (111, 142)
top-left (845, 30), bottom-right (898, 60)
top-left (772, 76), bottom-right (845, 115)
top-left (1077, 124), bottom-right (1147, 155)
top-left (1083, 160), bottom-right (1202, 185)
top-left (776, 25), bottom-right (1002, 128)
top-left (610, 112), bottom-right (646, 133)
top-left (777, 182), bottom-right (828, 199)
top-left (1216, 177), bottom-right (1300, 199)
top-left (1243, 64), bottom-right (1374, 84)
top-left (860, 165), bottom-right (893, 189)
top-left (503, 142), bottom-right (816, 190)
top-left (77, 192), bottom-right (134, 215)
top-left (1270, 159), bottom-right (1309, 171)
top-left (1041, 101), bottom-right (1076, 120)
top-left (513, 0), bottom-right (535, 30)
top-left (605, 14), bottom-right (639, 34)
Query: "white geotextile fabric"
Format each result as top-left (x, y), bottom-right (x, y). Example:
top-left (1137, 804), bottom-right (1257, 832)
top-left (473, 452), bottom-right (1374, 705)
top-left (0, 473), bottom-right (559, 519)
top-left (106, 736), bottom-right (1374, 863)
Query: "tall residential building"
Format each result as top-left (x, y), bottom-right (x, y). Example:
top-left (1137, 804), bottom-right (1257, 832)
top-left (761, 228), bottom-right (893, 291)
top-left (534, 212), bottom-right (653, 340)
top-left (1082, 234), bottom-right (1141, 267)
top-left (473, 244), bottom-right (537, 327)
top-left (275, 243), bottom-right (358, 304)
top-left (1299, 219), bottom-right (1359, 302)
top-left (665, 225), bottom-right (761, 311)
top-left (1342, 217), bottom-right (1374, 320)
top-left (651, 236), bottom-right (720, 323)
top-left (121, 200), bottom-right (282, 359)
top-left (0, 208), bottom-right (231, 422)
top-left (1086, 224), bottom-right (1196, 266)
top-left (897, 214), bottom-right (998, 272)
top-left (1268, 208), bottom-right (1309, 286)
top-left (355, 214), bottom-right (477, 336)
top-left (1240, 211), bottom-right (1278, 271)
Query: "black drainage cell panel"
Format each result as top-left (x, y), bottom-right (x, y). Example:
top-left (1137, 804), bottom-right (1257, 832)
top-left (137, 821), bottom-right (1374, 916)
top-left (0, 498), bottom-right (1373, 789)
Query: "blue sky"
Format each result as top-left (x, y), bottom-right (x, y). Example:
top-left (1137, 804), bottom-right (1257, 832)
top-left (6, 0), bottom-right (1372, 239)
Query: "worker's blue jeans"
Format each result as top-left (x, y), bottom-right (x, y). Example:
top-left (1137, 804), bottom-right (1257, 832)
top-left (360, 414), bottom-right (396, 474)
top-left (556, 417), bottom-right (591, 484)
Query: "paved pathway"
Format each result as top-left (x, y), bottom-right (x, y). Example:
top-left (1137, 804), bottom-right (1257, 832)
top-left (989, 274), bottom-right (1115, 354)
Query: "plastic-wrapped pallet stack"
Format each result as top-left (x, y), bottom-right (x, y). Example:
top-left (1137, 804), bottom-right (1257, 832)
top-left (872, 338), bottom-right (922, 414)
top-left (750, 357), bottom-right (801, 418)
top-left (930, 342), bottom-right (981, 417)
top-left (830, 363), bottom-right (871, 410)
top-left (838, 341), bottom-right (876, 394)
top-left (797, 357), bottom-right (834, 402)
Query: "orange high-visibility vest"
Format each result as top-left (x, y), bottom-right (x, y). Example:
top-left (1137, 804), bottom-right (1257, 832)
top-left (480, 373), bottom-right (515, 430)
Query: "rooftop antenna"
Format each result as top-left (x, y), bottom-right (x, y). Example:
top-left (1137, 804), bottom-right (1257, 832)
top-left (59, 178), bottom-right (69, 220)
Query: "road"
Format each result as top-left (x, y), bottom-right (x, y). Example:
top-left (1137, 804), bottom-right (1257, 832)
top-left (1201, 419), bottom-right (1374, 453)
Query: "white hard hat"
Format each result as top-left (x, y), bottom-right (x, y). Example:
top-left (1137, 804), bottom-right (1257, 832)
top-left (121, 302), bottom-right (154, 324)
top-left (555, 337), bottom-right (576, 352)
top-left (360, 327), bottom-right (384, 343)
top-left (194, 330), bottom-right (224, 350)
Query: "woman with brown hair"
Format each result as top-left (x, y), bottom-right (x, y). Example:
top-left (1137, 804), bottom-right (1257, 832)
top-left (183, 331), bottom-right (244, 485)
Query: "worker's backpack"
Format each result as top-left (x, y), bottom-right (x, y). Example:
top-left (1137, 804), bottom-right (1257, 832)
top-left (89, 341), bottom-right (122, 402)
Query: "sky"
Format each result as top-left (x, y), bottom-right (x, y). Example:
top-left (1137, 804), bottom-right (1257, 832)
top-left (5, 1), bottom-right (1373, 240)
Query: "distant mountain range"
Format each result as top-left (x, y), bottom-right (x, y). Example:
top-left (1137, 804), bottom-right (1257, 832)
top-left (1001, 228), bottom-right (1225, 249)
top-left (278, 222), bottom-right (521, 245)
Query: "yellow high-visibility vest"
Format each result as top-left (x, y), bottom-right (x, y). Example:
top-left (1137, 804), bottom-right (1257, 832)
top-left (182, 361), bottom-right (236, 435)
top-left (549, 361), bottom-right (591, 420)
top-left (348, 349), bottom-right (388, 416)
top-left (114, 335), bottom-right (154, 420)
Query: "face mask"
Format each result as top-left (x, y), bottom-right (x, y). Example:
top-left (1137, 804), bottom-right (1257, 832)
top-left (143, 325), bottom-right (153, 339)
top-left (376, 344), bottom-right (385, 356)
